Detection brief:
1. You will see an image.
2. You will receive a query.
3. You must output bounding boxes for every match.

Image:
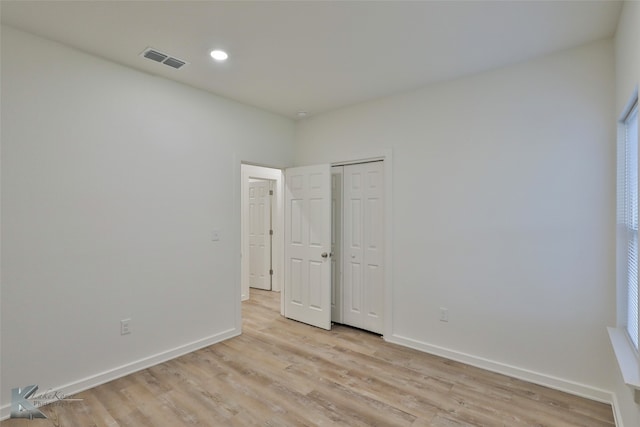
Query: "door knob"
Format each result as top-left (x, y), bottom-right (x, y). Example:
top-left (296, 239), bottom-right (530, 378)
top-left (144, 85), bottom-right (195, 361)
top-left (321, 252), bottom-right (329, 258)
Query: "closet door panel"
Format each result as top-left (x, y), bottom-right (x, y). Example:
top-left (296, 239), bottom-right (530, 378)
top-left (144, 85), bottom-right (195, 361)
top-left (343, 161), bottom-right (384, 333)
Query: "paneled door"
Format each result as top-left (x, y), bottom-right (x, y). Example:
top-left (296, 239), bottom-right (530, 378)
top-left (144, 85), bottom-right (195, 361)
top-left (343, 161), bottom-right (384, 333)
top-left (284, 164), bottom-right (332, 330)
top-left (248, 180), bottom-right (272, 290)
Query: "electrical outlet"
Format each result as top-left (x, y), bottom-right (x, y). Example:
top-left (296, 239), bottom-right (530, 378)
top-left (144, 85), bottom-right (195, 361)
top-left (121, 318), bottom-right (132, 335)
top-left (439, 308), bottom-right (449, 322)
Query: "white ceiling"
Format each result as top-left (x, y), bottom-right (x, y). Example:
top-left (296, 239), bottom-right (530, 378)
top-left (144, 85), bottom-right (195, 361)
top-left (0, 1), bottom-right (623, 119)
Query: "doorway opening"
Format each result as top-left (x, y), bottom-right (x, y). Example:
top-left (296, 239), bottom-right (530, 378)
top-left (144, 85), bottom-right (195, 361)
top-left (240, 164), bottom-right (284, 306)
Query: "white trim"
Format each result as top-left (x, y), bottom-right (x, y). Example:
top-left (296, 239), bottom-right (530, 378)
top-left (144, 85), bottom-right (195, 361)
top-left (610, 391), bottom-right (625, 427)
top-left (386, 333), bottom-right (615, 405)
top-left (232, 154), bottom-right (243, 334)
top-left (0, 328), bottom-right (239, 421)
top-left (608, 327), bottom-right (640, 391)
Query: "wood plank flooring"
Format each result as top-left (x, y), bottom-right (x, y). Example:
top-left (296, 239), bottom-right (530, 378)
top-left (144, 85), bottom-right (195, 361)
top-left (2, 289), bottom-right (615, 426)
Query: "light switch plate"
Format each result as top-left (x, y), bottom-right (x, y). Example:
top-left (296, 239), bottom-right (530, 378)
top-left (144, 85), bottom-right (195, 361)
top-left (212, 229), bottom-right (221, 241)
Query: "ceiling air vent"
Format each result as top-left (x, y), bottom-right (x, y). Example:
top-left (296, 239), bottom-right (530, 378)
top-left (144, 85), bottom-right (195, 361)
top-left (140, 47), bottom-right (188, 70)
top-left (163, 57), bottom-right (186, 69)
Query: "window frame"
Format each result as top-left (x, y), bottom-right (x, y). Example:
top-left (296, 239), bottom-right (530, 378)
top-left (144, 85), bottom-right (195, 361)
top-left (610, 92), bottom-right (640, 401)
top-left (622, 99), bottom-right (639, 350)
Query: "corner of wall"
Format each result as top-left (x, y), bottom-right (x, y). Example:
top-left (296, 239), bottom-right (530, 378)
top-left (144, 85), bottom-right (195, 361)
top-left (0, 327), bottom-right (240, 421)
top-left (387, 334), bottom-right (614, 405)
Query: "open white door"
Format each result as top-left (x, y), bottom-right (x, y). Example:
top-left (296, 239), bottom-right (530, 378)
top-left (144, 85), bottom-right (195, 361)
top-left (284, 164), bottom-right (332, 330)
top-left (248, 180), bottom-right (272, 290)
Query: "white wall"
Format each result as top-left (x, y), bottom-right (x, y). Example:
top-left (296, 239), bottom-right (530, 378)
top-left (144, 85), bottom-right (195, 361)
top-left (296, 40), bottom-right (616, 401)
top-left (0, 25), bottom-right (294, 414)
top-left (0, 14), bottom-right (629, 424)
top-left (613, 2), bottom-right (640, 426)
top-left (615, 1), bottom-right (639, 116)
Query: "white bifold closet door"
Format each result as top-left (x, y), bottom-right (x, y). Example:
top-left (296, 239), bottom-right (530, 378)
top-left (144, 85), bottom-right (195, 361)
top-left (342, 161), bottom-right (384, 334)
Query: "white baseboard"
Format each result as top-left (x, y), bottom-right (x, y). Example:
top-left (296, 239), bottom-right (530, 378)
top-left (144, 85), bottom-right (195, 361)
top-left (3, 329), bottom-right (621, 424)
top-left (1, 327), bottom-right (239, 421)
top-left (610, 392), bottom-right (625, 427)
top-left (386, 334), bottom-right (615, 408)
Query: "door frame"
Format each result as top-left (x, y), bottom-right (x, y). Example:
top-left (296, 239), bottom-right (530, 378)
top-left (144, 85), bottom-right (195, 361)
top-left (240, 164), bottom-right (284, 301)
top-left (235, 149), bottom-right (392, 338)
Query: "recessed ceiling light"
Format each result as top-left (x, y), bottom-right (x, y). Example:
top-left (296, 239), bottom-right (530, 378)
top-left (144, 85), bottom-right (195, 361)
top-left (210, 50), bottom-right (228, 61)
top-left (297, 111), bottom-right (308, 118)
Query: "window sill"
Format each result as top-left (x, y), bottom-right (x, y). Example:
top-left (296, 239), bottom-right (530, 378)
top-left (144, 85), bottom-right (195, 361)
top-left (608, 327), bottom-right (640, 404)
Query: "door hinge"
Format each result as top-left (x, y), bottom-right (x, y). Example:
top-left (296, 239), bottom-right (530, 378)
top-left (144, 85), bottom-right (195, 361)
top-left (269, 269), bottom-right (274, 276)
top-left (269, 229), bottom-right (274, 235)
top-left (269, 190), bottom-right (273, 196)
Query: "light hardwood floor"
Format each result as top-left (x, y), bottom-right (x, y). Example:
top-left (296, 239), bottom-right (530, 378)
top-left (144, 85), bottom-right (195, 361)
top-left (2, 289), bottom-right (614, 426)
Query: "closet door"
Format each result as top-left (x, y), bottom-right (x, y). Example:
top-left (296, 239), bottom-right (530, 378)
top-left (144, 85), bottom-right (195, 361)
top-left (343, 161), bottom-right (384, 333)
top-left (331, 166), bottom-right (343, 323)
